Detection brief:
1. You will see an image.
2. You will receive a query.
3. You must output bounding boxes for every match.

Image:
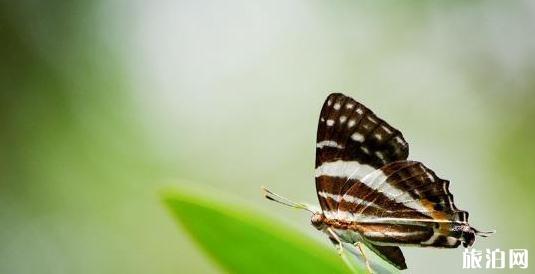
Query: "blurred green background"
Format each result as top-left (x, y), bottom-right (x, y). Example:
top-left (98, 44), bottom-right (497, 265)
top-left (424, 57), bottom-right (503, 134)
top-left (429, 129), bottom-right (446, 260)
top-left (1, 1), bottom-right (534, 273)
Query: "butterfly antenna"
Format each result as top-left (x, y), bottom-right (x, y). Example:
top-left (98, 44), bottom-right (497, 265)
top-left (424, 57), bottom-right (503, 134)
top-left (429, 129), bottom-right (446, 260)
top-left (261, 186), bottom-right (314, 213)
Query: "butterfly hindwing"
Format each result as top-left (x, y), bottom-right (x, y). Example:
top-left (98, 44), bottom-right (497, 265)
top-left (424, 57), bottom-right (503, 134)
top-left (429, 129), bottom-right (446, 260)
top-left (365, 244), bottom-right (407, 270)
top-left (338, 160), bottom-right (471, 248)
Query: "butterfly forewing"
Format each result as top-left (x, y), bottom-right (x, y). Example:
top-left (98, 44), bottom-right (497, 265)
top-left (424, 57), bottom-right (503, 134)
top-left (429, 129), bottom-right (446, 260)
top-left (315, 93), bottom-right (409, 213)
top-left (315, 93), bottom-right (409, 169)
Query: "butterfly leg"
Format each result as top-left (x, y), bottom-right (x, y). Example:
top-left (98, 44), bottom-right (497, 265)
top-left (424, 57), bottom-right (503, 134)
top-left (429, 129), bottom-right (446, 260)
top-left (326, 227), bottom-right (344, 255)
top-left (355, 242), bottom-right (374, 274)
top-left (326, 228), bottom-right (360, 273)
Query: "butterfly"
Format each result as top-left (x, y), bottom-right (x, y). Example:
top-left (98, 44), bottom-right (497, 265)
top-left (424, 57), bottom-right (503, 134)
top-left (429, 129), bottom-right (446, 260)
top-left (263, 93), bottom-right (493, 272)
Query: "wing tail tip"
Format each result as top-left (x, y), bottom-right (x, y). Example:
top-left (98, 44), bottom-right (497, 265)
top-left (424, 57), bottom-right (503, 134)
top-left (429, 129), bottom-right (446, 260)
top-left (462, 226), bottom-right (495, 247)
top-left (475, 228), bottom-right (496, 237)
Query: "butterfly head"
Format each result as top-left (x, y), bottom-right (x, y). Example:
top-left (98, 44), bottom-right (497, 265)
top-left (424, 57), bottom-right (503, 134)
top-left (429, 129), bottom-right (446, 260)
top-left (311, 212), bottom-right (326, 230)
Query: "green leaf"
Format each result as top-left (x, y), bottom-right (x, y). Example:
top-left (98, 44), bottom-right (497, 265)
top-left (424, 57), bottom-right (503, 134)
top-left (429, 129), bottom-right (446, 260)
top-left (162, 187), bottom-right (359, 274)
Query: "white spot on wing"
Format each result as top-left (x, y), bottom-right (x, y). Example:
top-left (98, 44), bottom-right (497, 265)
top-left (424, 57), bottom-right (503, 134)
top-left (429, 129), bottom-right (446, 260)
top-left (356, 108), bottom-right (364, 115)
top-left (316, 140), bottom-right (344, 149)
top-left (395, 136), bottom-right (405, 145)
top-left (320, 117), bottom-right (325, 122)
top-left (421, 233), bottom-right (440, 245)
top-left (341, 194), bottom-right (358, 203)
top-left (327, 99), bottom-right (332, 106)
top-left (375, 151), bottom-right (385, 160)
top-left (367, 116), bottom-right (378, 124)
top-left (347, 120), bottom-right (356, 128)
top-left (346, 103), bottom-right (354, 109)
top-left (351, 132), bottom-right (364, 142)
top-left (374, 133), bottom-right (382, 140)
top-left (326, 119), bottom-right (335, 126)
top-left (333, 103), bottom-right (341, 110)
top-left (339, 116), bottom-right (347, 123)
top-left (382, 126), bottom-right (392, 134)
top-left (446, 236), bottom-right (458, 246)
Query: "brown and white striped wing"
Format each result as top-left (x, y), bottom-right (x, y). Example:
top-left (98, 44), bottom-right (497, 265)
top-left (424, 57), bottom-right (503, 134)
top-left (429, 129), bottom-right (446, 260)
top-left (338, 161), bottom-right (473, 248)
top-left (315, 93), bottom-right (409, 212)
